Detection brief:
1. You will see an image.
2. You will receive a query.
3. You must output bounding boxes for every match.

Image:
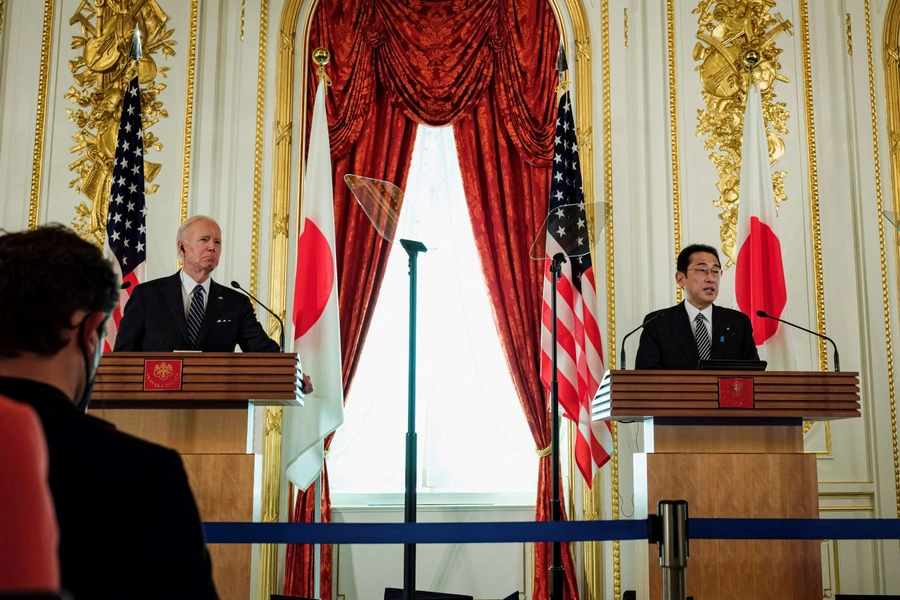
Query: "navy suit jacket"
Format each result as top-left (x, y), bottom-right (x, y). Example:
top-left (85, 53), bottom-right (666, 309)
top-left (634, 301), bottom-right (759, 370)
top-left (114, 272), bottom-right (280, 352)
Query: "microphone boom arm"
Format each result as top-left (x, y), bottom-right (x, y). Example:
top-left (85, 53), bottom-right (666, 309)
top-left (619, 311), bottom-right (666, 370)
top-left (231, 280), bottom-right (285, 352)
top-left (756, 310), bottom-right (840, 372)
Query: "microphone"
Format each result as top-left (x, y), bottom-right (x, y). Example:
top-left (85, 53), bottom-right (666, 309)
top-left (231, 280), bottom-right (285, 352)
top-left (755, 310), bottom-right (840, 372)
top-left (120, 281), bottom-right (131, 290)
top-left (620, 311), bottom-right (666, 370)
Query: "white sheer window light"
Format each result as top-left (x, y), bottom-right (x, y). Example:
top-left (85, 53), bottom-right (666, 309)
top-left (329, 125), bottom-right (537, 505)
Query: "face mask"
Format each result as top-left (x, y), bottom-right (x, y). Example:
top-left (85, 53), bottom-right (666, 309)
top-left (75, 315), bottom-right (105, 412)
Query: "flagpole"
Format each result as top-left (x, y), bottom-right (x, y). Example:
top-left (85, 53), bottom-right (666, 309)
top-left (310, 50), bottom-right (331, 600)
top-left (548, 43), bottom-right (569, 600)
top-left (549, 252), bottom-right (566, 600)
top-left (313, 473), bottom-right (322, 597)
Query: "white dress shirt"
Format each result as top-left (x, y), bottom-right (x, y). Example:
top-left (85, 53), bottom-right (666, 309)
top-left (180, 271), bottom-right (211, 321)
top-left (683, 302), bottom-right (713, 342)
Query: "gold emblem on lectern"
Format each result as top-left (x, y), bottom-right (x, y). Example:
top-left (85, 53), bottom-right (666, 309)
top-left (153, 361), bottom-right (174, 380)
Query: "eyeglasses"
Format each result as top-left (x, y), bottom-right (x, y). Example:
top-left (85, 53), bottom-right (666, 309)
top-left (687, 266), bottom-right (723, 278)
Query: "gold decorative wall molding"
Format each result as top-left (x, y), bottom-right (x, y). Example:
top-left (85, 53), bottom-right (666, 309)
top-left (240, 0), bottom-right (246, 42)
top-left (693, 0), bottom-right (793, 267)
top-left (798, 0), bottom-right (828, 371)
top-left (668, 0), bottom-right (683, 303)
top-left (250, 0), bottom-right (269, 300)
top-left (179, 0), bottom-right (198, 226)
top-left (0, 0), bottom-right (6, 38)
top-left (847, 13), bottom-right (853, 56)
top-left (29, 0), bottom-right (55, 231)
top-left (823, 539), bottom-right (839, 596)
top-left (879, 0), bottom-right (900, 521)
top-left (597, 0), bottom-right (620, 594)
top-left (259, 1), bottom-right (312, 596)
top-left (566, 0), bottom-right (606, 590)
top-left (67, 0), bottom-right (176, 244)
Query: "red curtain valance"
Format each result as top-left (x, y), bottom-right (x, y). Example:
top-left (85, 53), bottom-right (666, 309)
top-left (307, 0), bottom-right (559, 166)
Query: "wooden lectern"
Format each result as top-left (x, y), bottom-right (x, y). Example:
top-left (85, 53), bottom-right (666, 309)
top-left (593, 369), bottom-right (860, 600)
top-left (91, 352), bottom-right (304, 600)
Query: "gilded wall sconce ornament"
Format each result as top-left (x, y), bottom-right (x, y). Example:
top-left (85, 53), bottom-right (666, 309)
top-left (693, 0), bottom-right (792, 266)
top-left (67, 0), bottom-right (175, 246)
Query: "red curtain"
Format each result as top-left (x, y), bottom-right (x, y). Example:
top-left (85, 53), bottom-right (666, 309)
top-left (283, 48), bottom-right (419, 600)
top-left (453, 5), bottom-right (577, 593)
top-left (284, 1), bottom-right (577, 598)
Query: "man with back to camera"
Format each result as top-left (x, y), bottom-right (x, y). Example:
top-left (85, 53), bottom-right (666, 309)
top-left (634, 243), bottom-right (759, 369)
top-left (0, 225), bottom-right (218, 599)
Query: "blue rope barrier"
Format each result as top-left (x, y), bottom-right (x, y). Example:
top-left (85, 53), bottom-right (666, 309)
top-left (203, 520), bottom-right (650, 544)
top-left (202, 518), bottom-right (900, 545)
top-left (691, 518), bottom-right (900, 540)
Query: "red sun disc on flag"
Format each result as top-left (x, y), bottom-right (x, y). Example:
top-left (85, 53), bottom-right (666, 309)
top-left (735, 217), bottom-right (788, 345)
top-left (293, 219), bottom-right (335, 338)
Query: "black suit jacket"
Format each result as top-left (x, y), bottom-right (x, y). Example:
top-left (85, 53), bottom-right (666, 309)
top-left (634, 301), bottom-right (759, 370)
top-left (0, 377), bottom-right (218, 600)
top-left (114, 272), bottom-right (280, 352)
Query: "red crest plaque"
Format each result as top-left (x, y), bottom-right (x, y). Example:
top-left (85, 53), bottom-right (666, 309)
top-left (143, 359), bottom-right (183, 391)
top-left (718, 377), bottom-right (754, 408)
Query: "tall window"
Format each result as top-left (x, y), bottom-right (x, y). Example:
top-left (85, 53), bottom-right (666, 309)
top-left (329, 126), bottom-right (536, 504)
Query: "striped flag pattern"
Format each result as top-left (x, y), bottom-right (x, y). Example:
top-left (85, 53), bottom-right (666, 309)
top-left (539, 89), bottom-right (612, 487)
top-left (104, 76), bottom-right (147, 351)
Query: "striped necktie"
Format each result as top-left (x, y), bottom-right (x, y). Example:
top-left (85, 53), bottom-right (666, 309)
top-left (694, 312), bottom-right (711, 361)
top-left (187, 284), bottom-right (205, 349)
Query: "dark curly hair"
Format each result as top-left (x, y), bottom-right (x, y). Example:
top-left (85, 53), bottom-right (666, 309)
top-left (0, 225), bottom-right (119, 357)
top-left (676, 243), bottom-right (720, 274)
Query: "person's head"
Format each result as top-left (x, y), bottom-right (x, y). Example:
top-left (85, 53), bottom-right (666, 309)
top-left (0, 225), bottom-right (119, 407)
top-left (176, 216), bottom-right (221, 282)
top-left (675, 243), bottom-right (722, 310)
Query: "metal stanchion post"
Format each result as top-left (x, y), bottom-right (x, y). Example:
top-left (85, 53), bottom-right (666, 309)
top-left (658, 500), bottom-right (689, 600)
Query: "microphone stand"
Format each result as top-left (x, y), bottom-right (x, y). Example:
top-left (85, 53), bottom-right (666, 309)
top-left (549, 252), bottom-right (566, 600)
top-left (400, 239), bottom-right (427, 600)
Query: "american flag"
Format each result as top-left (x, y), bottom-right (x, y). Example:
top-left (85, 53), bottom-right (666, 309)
top-left (539, 89), bottom-right (612, 486)
top-left (104, 76), bottom-right (147, 351)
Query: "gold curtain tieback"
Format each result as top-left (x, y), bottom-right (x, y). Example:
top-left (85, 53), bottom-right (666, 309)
top-left (535, 445), bottom-right (552, 458)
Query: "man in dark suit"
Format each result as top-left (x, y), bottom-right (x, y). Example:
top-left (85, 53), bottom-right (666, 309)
top-left (635, 243), bottom-right (759, 369)
top-left (0, 225), bottom-right (218, 599)
top-left (114, 215), bottom-right (280, 353)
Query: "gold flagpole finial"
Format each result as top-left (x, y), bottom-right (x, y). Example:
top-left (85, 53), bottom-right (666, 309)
top-left (742, 48), bottom-right (760, 71)
top-left (312, 47), bottom-right (332, 91)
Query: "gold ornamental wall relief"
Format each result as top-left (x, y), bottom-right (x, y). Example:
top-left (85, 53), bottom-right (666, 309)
top-left (693, 0), bottom-right (792, 266)
top-left (68, 0), bottom-right (174, 245)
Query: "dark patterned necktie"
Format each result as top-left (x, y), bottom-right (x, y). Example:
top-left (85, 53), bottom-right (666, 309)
top-left (694, 313), bottom-right (711, 361)
top-left (187, 284), bottom-right (205, 349)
